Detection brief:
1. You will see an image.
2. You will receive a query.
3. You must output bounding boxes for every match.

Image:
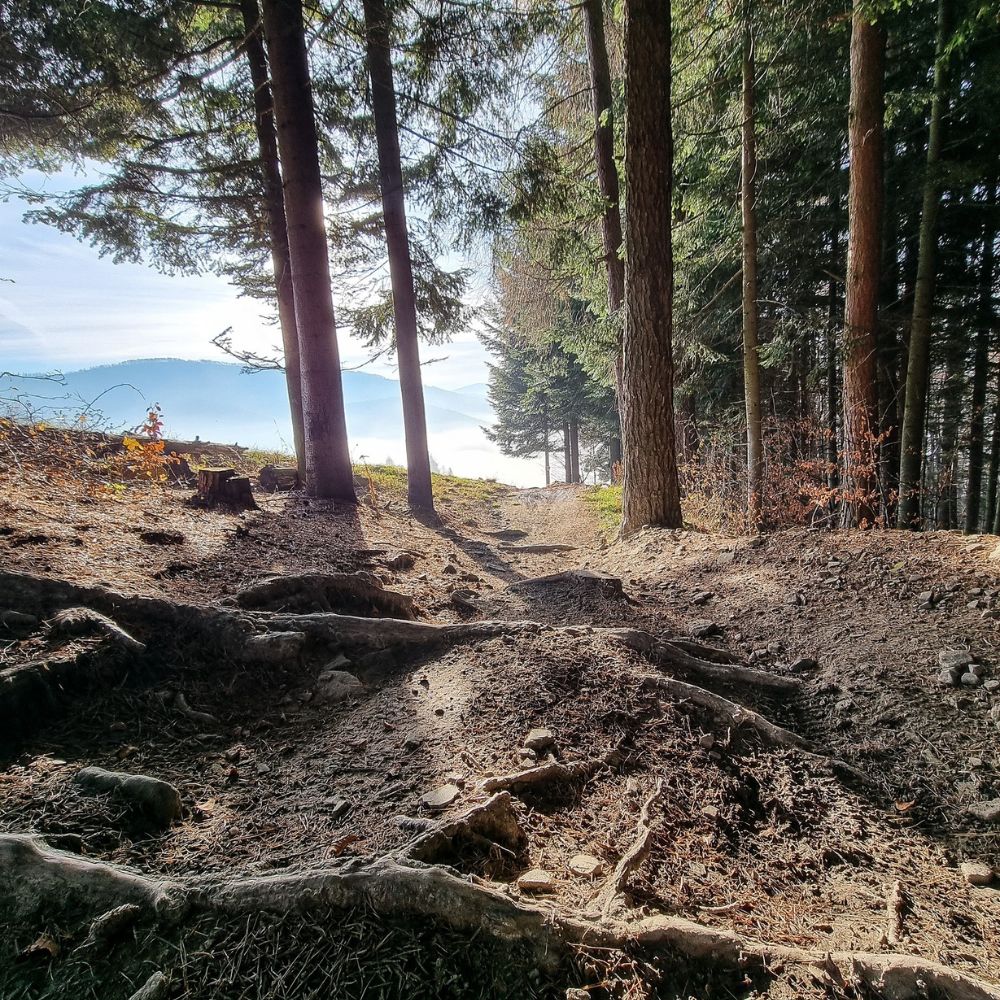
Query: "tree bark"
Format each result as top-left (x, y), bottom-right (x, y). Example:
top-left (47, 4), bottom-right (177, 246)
top-left (740, 6), bottom-right (764, 530)
top-left (897, 0), bottom-right (951, 528)
top-left (362, 0), bottom-right (434, 511)
top-left (841, 5), bottom-right (885, 528)
top-left (569, 417), bottom-right (581, 483)
top-left (620, 0), bottom-right (683, 534)
top-left (239, 0), bottom-right (305, 480)
top-left (965, 189), bottom-right (995, 532)
top-left (826, 202), bottom-right (841, 491)
top-left (260, 0), bottom-right (356, 502)
top-left (563, 419), bottom-right (572, 483)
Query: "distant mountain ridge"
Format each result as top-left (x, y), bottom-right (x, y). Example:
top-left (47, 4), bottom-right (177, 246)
top-left (0, 358), bottom-right (494, 458)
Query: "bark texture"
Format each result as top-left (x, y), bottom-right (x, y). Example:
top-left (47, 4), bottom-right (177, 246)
top-left (841, 6), bottom-right (885, 527)
top-left (741, 10), bottom-right (764, 529)
top-left (261, 0), bottom-right (356, 501)
top-left (620, 0), bottom-right (683, 534)
top-left (362, 0), bottom-right (434, 510)
top-left (239, 0), bottom-right (305, 480)
top-left (898, 0), bottom-right (951, 527)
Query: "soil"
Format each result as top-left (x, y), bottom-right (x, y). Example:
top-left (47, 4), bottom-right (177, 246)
top-left (1, 442), bottom-right (999, 999)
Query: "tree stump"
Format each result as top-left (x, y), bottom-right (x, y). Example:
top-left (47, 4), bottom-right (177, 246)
top-left (195, 468), bottom-right (257, 509)
top-left (260, 464), bottom-right (301, 491)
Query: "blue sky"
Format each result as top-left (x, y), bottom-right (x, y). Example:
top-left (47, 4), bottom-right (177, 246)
top-left (0, 170), bottom-right (492, 391)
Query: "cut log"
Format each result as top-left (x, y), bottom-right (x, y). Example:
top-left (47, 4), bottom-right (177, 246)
top-left (194, 467), bottom-right (257, 509)
top-left (259, 464), bottom-right (301, 491)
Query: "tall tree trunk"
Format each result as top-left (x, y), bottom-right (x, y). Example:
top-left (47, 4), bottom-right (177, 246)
top-left (740, 6), bottom-right (764, 530)
top-left (897, 0), bottom-right (951, 528)
top-left (361, 0), bottom-right (434, 510)
top-left (841, 5), bottom-right (885, 528)
top-left (261, 0), bottom-right (355, 501)
top-left (239, 0), bottom-right (305, 479)
top-left (543, 414), bottom-right (551, 486)
top-left (968, 190), bottom-right (997, 531)
top-left (563, 419), bottom-right (572, 483)
top-left (620, 0), bottom-right (683, 534)
top-left (986, 388), bottom-right (1000, 533)
top-left (938, 335), bottom-right (962, 530)
top-left (827, 210), bottom-right (841, 491)
top-left (569, 418), bottom-right (581, 483)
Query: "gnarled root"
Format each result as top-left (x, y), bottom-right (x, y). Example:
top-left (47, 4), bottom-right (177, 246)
top-left (599, 778), bottom-right (664, 918)
top-left (2, 835), bottom-right (997, 999)
top-left (402, 792), bottom-right (525, 863)
top-left (236, 572), bottom-right (417, 620)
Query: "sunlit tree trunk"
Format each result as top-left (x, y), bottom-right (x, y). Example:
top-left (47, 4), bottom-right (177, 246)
top-left (898, 0), bottom-right (951, 527)
top-left (239, 0), bottom-right (305, 479)
top-left (740, 5), bottom-right (764, 530)
top-left (841, 4), bottom-right (885, 527)
top-left (362, 0), bottom-right (434, 510)
top-left (261, 0), bottom-right (355, 500)
top-left (620, 0), bottom-right (682, 534)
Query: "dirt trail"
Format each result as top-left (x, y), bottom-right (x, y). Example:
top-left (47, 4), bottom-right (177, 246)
top-left (2, 469), bottom-right (1000, 999)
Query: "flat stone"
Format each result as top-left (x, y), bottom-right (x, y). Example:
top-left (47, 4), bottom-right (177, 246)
top-left (517, 868), bottom-right (555, 892)
top-left (698, 733), bottom-right (715, 749)
top-left (983, 679), bottom-right (1000, 693)
top-left (939, 650), bottom-right (974, 671)
top-left (960, 861), bottom-right (995, 887)
top-left (918, 590), bottom-right (935, 604)
top-left (524, 728), bottom-right (556, 753)
top-left (789, 657), bottom-right (817, 672)
top-left (937, 668), bottom-right (960, 687)
top-left (314, 669), bottom-right (364, 704)
top-left (967, 799), bottom-right (1000, 823)
top-left (420, 783), bottom-right (461, 811)
top-left (568, 853), bottom-right (604, 877)
top-left (960, 672), bottom-right (982, 688)
top-left (692, 591), bottom-right (713, 606)
top-left (690, 620), bottom-right (722, 639)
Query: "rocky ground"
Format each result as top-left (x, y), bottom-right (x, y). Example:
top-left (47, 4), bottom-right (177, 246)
top-left (1, 441), bottom-right (999, 999)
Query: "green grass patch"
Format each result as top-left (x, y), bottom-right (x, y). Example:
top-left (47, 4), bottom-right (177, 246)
top-left (583, 484), bottom-right (621, 536)
top-left (353, 463), bottom-right (506, 505)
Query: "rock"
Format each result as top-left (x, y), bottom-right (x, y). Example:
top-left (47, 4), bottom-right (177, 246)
top-left (420, 783), bottom-right (461, 811)
top-left (524, 728), bottom-right (556, 753)
top-left (566, 990), bottom-right (591, 1000)
top-left (918, 590), bottom-right (935, 604)
top-left (242, 631), bottom-right (306, 663)
top-left (937, 668), bottom-right (960, 688)
top-left (960, 672), bottom-right (982, 688)
top-left (960, 861), bottom-right (995, 887)
top-left (255, 762), bottom-right (271, 775)
top-left (939, 650), bottom-right (974, 671)
top-left (128, 972), bottom-right (169, 1000)
top-left (518, 748), bottom-right (538, 766)
top-left (968, 663), bottom-right (987, 678)
top-left (698, 733), bottom-right (715, 749)
top-left (690, 620), bottom-right (722, 639)
top-left (74, 767), bottom-right (182, 828)
top-left (789, 657), bottom-right (817, 672)
top-left (568, 853), bottom-right (604, 877)
top-left (692, 591), bottom-right (713, 606)
top-left (386, 551), bottom-right (416, 571)
top-left (314, 669), bottom-right (364, 704)
top-left (967, 799), bottom-right (1000, 823)
top-left (984, 679), bottom-right (1000, 693)
top-left (442, 563), bottom-right (459, 575)
top-left (517, 868), bottom-right (555, 892)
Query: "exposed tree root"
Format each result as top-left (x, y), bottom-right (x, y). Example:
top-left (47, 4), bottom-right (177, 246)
top-left (2, 834), bottom-right (997, 1000)
top-left (500, 543), bottom-right (578, 554)
top-left (48, 607), bottom-right (146, 653)
top-left (480, 759), bottom-right (598, 794)
top-left (599, 778), bottom-right (664, 918)
top-left (510, 568), bottom-right (623, 596)
top-left (640, 673), bottom-right (813, 750)
top-left (235, 572), bottom-right (417, 620)
top-left (402, 792), bottom-right (525, 863)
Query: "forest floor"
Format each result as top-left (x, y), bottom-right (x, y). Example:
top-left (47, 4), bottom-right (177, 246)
top-left (1, 432), bottom-right (999, 999)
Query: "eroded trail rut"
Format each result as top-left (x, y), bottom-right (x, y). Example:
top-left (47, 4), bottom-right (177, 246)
top-left (1, 483), bottom-right (999, 999)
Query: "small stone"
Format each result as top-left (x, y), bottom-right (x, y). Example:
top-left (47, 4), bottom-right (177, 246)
top-left (692, 591), bottom-right (713, 605)
top-left (939, 650), bottom-right (974, 671)
top-left (420, 783), bottom-right (461, 811)
top-left (918, 591), bottom-right (935, 603)
top-left (937, 669), bottom-right (960, 688)
top-left (983, 679), bottom-right (1000, 693)
top-left (255, 762), bottom-right (271, 775)
top-left (517, 868), bottom-right (555, 892)
top-left (960, 861), bottom-right (995, 887)
top-left (701, 805), bottom-right (720, 820)
top-left (789, 657), bottom-right (817, 672)
top-left (442, 563), bottom-right (458, 575)
top-left (518, 748), bottom-right (538, 765)
top-left (566, 990), bottom-right (591, 1000)
top-left (386, 551), bottom-right (416, 571)
top-left (960, 672), bottom-right (982, 688)
top-left (690, 620), bottom-right (722, 639)
top-left (128, 972), bottom-right (169, 1000)
top-left (698, 733), bottom-right (715, 750)
top-left (967, 799), bottom-right (1000, 823)
top-left (968, 663), bottom-right (987, 678)
top-left (524, 728), bottom-right (556, 753)
top-left (314, 669), bottom-right (364, 704)
top-left (568, 853), bottom-right (604, 877)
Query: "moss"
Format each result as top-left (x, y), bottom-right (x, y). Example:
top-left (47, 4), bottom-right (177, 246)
top-left (583, 485), bottom-right (622, 537)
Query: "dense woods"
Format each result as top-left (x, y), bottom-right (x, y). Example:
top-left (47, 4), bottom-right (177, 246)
top-left (3, 0), bottom-right (999, 532)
